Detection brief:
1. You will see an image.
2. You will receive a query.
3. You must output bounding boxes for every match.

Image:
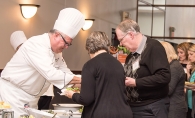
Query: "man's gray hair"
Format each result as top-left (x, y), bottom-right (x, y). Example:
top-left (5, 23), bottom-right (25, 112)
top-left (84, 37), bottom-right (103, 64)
top-left (49, 29), bottom-right (58, 34)
top-left (86, 31), bottom-right (110, 54)
top-left (116, 19), bottom-right (140, 33)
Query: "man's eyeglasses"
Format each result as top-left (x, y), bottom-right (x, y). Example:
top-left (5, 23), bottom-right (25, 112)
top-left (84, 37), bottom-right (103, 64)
top-left (58, 33), bottom-right (72, 46)
top-left (118, 32), bottom-right (129, 42)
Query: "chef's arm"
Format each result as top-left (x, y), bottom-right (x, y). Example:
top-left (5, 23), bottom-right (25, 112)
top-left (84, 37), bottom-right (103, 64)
top-left (56, 53), bottom-right (82, 87)
top-left (23, 47), bottom-right (73, 89)
top-left (56, 53), bottom-right (74, 74)
top-left (69, 76), bottom-right (81, 84)
top-left (68, 76), bottom-right (81, 89)
top-left (23, 42), bottom-right (83, 90)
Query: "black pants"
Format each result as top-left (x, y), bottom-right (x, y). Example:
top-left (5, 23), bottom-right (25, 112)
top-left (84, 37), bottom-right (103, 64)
top-left (38, 96), bottom-right (52, 110)
top-left (131, 97), bottom-right (170, 118)
top-left (187, 108), bottom-right (192, 118)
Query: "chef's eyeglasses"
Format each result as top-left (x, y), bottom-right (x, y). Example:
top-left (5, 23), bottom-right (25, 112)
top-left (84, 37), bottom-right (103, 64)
top-left (58, 33), bottom-right (72, 46)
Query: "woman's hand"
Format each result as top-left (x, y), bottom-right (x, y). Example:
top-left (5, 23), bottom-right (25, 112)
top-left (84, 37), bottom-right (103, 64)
top-left (186, 63), bottom-right (192, 73)
top-left (186, 63), bottom-right (192, 80)
top-left (64, 90), bottom-right (75, 99)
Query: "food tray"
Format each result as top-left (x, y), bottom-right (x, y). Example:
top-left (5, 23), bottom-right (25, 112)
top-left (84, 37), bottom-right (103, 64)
top-left (53, 104), bottom-right (82, 112)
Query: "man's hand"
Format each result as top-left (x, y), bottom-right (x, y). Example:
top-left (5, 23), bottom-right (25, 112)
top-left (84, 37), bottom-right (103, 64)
top-left (125, 77), bottom-right (136, 87)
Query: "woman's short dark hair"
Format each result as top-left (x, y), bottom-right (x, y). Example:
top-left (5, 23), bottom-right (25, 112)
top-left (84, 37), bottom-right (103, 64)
top-left (86, 31), bottom-right (110, 54)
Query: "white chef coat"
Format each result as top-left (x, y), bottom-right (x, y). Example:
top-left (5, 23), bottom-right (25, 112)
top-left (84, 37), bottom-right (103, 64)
top-left (0, 33), bottom-right (75, 117)
top-left (42, 52), bottom-right (71, 97)
top-left (42, 84), bottom-right (54, 96)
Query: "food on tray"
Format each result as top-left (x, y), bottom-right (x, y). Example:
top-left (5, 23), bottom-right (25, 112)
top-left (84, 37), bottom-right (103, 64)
top-left (3, 102), bottom-right (11, 108)
top-left (185, 81), bottom-right (195, 89)
top-left (0, 102), bottom-right (11, 109)
top-left (185, 81), bottom-right (195, 85)
top-left (61, 87), bottom-right (80, 95)
top-left (19, 115), bottom-right (27, 118)
top-left (20, 115), bottom-right (34, 118)
top-left (29, 115), bottom-right (35, 118)
top-left (66, 87), bottom-right (80, 93)
top-left (0, 101), bottom-right (4, 105)
top-left (79, 106), bottom-right (84, 113)
top-left (47, 109), bottom-right (55, 114)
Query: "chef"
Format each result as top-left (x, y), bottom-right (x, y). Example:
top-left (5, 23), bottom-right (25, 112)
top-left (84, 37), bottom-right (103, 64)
top-left (0, 8), bottom-right (85, 118)
top-left (10, 31), bottom-right (27, 52)
top-left (10, 30), bottom-right (55, 110)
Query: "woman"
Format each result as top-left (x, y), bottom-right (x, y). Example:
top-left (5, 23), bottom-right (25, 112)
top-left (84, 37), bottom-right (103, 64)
top-left (187, 44), bottom-right (195, 118)
top-left (65, 31), bottom-right (133, 118)
top-left (161, 41), bottom-right (186, 118)
top-left (178, 42), bottom-right (194, 118)
top-left (177, 42), bottom-right (193, 77)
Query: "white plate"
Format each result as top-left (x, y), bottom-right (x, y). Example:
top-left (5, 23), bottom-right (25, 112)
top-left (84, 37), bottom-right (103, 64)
top-left (25, 108), bottom-right (60, 118)
top-left (53, 104), bottom-right (82, 108)
top-left (70, 111), bottom-right (82, 115)
top-left (53, 104), bottom-right (83, 112)
top-left (60, 89), bottom-right (67, 95)
top-left (42, 110), bottom-right (67, 116)
top-left (60, 88), bottom-right (80, 96)
top-left (42, 110), bottom-right (81, 116)
top-left (41, 110), bottom-right (81, 117)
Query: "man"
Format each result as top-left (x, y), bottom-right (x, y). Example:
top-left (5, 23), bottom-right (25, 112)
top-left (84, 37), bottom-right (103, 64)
top-left (115, 19), bottom-right (171, 118)
top-left (0, 8), bottom-right (84, 117)
top-left (10, 31), bottom-right (27, 51)
top-left (10, 31), bottom-right (54, 110)
top-left (0, 31), bottom-right (26, 78)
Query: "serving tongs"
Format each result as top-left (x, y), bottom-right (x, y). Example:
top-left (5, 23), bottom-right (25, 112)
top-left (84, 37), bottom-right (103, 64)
top-left (52, 113), bottom-right (57, 118)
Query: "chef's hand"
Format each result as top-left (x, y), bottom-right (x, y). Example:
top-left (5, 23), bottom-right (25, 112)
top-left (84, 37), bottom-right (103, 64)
top-left (72, 84), bottom-right (81, 89)
top-left (69, 76), bottom-right (81, 85)
top-left (125, 77), bottom-right (136, 87)
top-left (64, 90), bottom-right (75, 99)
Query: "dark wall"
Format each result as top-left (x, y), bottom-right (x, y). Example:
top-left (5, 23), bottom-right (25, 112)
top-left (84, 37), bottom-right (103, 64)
top-left (111, 28), bottom-right (120, 47)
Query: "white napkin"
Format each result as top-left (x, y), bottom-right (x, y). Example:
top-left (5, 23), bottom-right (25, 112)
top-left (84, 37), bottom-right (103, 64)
top-left (60, 89), bottom-right (68, 95)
